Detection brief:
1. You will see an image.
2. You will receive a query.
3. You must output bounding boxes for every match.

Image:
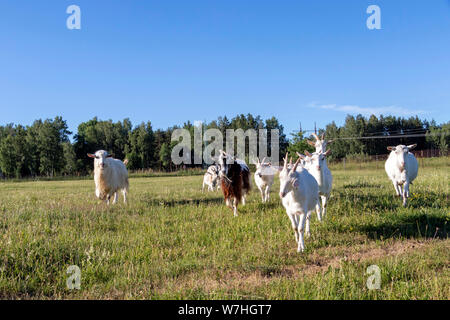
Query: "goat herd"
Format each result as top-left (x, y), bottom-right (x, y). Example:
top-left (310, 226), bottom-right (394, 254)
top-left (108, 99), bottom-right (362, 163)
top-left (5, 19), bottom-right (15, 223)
top-left (88, 134), bottom-right (420, 253)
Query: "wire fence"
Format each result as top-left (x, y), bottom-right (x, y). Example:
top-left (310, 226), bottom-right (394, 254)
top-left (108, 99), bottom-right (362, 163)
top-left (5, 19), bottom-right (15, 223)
top-left (328, 148), bottom-right (449, 171)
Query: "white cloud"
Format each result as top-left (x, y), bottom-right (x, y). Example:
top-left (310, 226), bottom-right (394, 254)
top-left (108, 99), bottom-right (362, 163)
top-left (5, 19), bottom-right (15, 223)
top-left (309, 103), bottom-right (427, 117)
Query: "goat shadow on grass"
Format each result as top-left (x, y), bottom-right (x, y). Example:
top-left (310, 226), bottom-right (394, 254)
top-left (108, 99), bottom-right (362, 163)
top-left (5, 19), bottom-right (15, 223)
top-left (142, 197), bottom-right (224, 207)
top-left (333, 191), bottom-right (399, 211)
top-left (356, 214), bottom-right (448, 240)
top-left (334, 190), bottom-right (446, 211)
top-left (343, 182), bottom-right (383, 189)
top-left (253, 200), bottom-right (281, 211)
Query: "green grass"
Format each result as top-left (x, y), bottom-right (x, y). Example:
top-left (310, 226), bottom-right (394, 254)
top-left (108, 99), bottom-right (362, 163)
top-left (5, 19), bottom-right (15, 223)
top-left (0, 158), bottom-right (448, 299)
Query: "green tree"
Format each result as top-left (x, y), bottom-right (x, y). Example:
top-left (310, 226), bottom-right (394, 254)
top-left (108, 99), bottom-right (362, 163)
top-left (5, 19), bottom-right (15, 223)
top-left (159, 143), bottom-right (172, 171)
top-left (127, 121), bottom-right (155, 169)
top-left (287, 131), bottom-right (315, 159)
top-left (32, 117), bottom-right (71, 176)
top-left (63, 142), bottom-right (77, 175)
top-left (427, 122), bottom-right (450, 154)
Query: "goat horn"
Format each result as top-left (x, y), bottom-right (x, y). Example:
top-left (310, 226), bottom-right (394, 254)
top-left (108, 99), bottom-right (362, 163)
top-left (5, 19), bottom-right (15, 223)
top-left (283, 152), bottom-right (288, 169)
top-left (292, 157), bottom-right (301, 172)
top-left (307, 140), bottom-right (316, 147)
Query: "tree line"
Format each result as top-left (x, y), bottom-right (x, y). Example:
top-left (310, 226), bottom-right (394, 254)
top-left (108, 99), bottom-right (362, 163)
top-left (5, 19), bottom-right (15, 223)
top-left (319, 115), bottom-right (449, 160)
top-left (0, 114), bottom-right (448, 178)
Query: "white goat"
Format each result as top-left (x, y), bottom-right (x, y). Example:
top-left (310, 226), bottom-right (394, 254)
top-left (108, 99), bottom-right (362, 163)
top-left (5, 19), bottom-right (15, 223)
top-left (87, 150), bottom-right (129, 204)
top-left (298, 152), bottom-right (312, 170)
top-left (307, 133), bottom-right (334, 153)
top-left (202, 165), bottom-right (219, 192)
top-left (208, 164), bottom-right (221, 190)
top-left (279, 154), bottom-right (320, 252)
top-left (254, 158), bottom-right (276, 203)
top-left (385, 144), bottom-right (419, 207)
top-left (298, 150), bottom-right (333, 221)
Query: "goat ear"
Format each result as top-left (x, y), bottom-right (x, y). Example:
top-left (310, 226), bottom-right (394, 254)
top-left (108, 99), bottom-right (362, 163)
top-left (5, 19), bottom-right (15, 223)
top-left (87, 153), bottom-right (96, 158)
top-left (292, 179), bottom-right (299, 188)
top-left (407, 144), bottom-right (417, 150)
top-left (387, 146), bottom-right (395, 151)
top-left (307, 140), bottom-right (316, 147)
top-left (304, 150), bottom-right (312, 157)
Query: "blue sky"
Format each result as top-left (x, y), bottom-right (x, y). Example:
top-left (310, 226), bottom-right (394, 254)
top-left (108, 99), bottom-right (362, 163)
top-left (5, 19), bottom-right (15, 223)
top-left (1, 0), bottom-right (449, 138)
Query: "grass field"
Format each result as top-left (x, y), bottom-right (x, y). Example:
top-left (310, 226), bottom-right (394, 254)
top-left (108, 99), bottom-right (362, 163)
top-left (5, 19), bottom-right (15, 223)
top-left (0, 158), bottom-right (448, 299)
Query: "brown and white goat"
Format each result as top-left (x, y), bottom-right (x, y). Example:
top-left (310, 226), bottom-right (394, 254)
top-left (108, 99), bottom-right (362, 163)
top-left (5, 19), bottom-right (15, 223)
top-left (216, 150), bottom-right (251, 217)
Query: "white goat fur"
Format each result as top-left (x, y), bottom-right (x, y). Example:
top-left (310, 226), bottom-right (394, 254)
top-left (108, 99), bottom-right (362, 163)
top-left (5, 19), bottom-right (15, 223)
top-left (254, 158), bottom-right (276, 203)
top-left (279, 155), bottom-right (320, 252)
top-left (299, 150), bottom-right (333, 221)
top-left (202, 165), bottom-right (219, 192)
top-left (384, 144), bottom-right (418, 207)
top-left (88, 150), bottom-right (129, 204)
